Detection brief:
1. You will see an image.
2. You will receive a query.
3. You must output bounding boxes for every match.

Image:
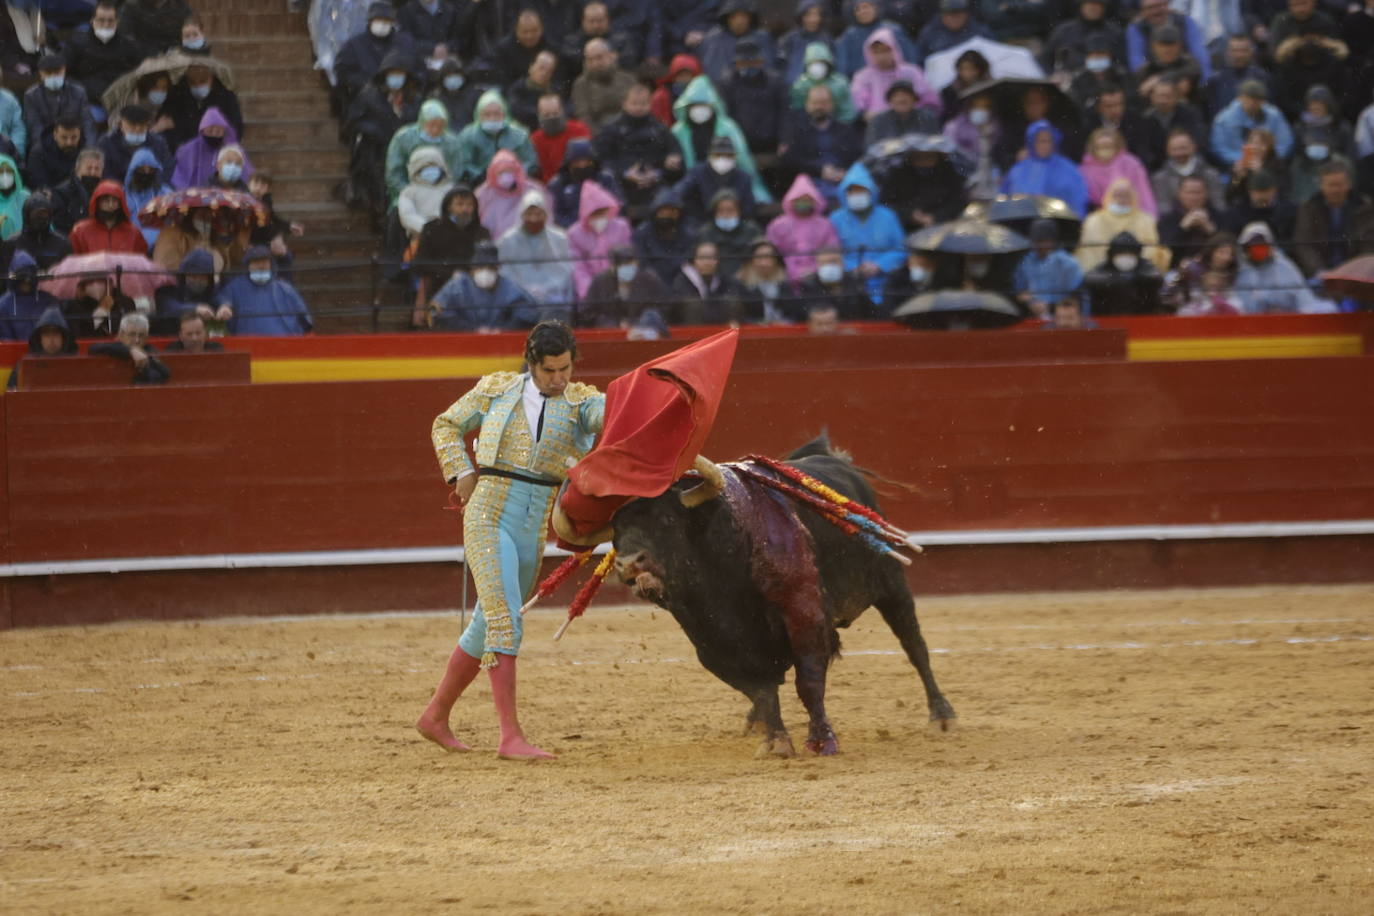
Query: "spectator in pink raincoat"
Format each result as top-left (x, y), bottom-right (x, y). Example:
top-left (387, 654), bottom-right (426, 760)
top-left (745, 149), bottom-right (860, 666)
top-left (1079, 127), bottom-right (1158, 217)
top-left (766, 173), bottom-right (840, 281)
top-left (567, 179), bottom-right (632, 299)
top-left (475, 149), bottom-right (551, 241)
top-left (849, 26), bottom-right (940, 119)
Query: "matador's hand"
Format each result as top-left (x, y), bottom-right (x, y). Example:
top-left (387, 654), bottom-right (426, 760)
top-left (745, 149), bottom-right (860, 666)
top-left (455, 475), bottom-right (477, 508)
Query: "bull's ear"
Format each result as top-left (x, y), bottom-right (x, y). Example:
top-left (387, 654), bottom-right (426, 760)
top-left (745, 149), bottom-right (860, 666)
top-left (678, 456), bottom-right (724, 508)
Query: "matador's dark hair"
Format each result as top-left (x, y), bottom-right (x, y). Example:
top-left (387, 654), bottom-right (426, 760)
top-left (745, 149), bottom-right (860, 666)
top-left (525, 319), bottom-right (578, 366)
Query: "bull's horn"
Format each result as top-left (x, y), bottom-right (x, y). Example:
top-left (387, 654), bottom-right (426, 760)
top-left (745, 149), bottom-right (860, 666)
top-left (551, 502), bottom-right (613, 547)
top-left (679, 455), bottom-right (725, 508)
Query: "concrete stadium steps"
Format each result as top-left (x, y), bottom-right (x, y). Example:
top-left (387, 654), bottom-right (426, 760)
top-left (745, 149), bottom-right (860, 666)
top-left (207, 6), bottom-right (380, 333)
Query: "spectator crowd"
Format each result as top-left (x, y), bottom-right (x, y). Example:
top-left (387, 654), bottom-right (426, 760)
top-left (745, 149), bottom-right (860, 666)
top-left (8, 0), bottom-right (1374, 348)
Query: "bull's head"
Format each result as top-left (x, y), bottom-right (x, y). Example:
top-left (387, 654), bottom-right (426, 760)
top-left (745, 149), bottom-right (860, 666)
top-left (551, 455), bottom-right (725, 548)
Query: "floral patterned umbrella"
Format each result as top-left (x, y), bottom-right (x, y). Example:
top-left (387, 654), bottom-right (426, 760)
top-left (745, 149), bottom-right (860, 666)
top-left (137, 188), bottom-right (269, 231)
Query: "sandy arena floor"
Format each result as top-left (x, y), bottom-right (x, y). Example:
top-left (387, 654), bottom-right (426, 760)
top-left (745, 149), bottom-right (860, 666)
top-left (2, 585), bottom-right (1372, 915)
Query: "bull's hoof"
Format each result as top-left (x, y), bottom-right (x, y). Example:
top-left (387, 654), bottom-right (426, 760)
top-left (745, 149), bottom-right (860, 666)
top-left (805, 736), bottom-right (839, 756)
top-left (742, 718), bottom-right (768, 739)
top-left (755, 735), bottom-right (796, 759)
top-left (928, 715), bottom-right (957, 733)
top-left (929, 699), bottom-right (958, 733)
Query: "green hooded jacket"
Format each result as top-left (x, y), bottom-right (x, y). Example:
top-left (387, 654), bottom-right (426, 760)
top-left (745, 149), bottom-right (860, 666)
top-left (453, 90), bottom-right (538, 187)
top-left (670, 77), bottom-right (772, 204)
top-left (788, 43), bottom-right (858, 124)
top-left (385, 99), bottom-right (466, 203)
top-left (0, 153), bottom-right (29, 241)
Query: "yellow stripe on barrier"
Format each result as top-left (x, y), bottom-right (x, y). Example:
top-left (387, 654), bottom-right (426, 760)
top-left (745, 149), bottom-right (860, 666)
top-left (1127, 335), bottom-right (1364, 362)
top-left (249, 356), bottom-right (521, 383)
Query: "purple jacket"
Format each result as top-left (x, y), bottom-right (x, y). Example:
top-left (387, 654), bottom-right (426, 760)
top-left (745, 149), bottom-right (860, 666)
top-left (171, 108), bottom-right (252, 189)
top-left (567, 180), bottom-right (632, 299)
top-left (850, 28), bottom-right (940, 118)
top-left (766, 174), bottom-right (840, 281)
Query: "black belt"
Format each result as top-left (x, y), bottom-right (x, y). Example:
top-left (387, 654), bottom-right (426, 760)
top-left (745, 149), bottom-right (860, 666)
top-left (477, 467), bottom-right (560, 487)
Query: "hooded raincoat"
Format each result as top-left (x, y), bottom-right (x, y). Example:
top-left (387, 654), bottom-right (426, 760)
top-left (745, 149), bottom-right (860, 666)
top-left (495, 189), bottom-right (575, 307)
top-left (172, 108), bottom-right (250, 190)
top-left (766, 173), bottom-right (840, 281)
top-left (829, 161), bottom-right (906, 302)
top-left (475, 149), bottom-right (551, 241)
top-left (69, 180), bottom-right (148, 255)
top-left (835, 2), bottom-right (918, 76)
top-left (453, 90), bottom-right (538, 188)
top-left (398, 146), bottom-right (456, 237)
top-left (670, 76), bottom-right (771, 204)
top-left (1233, 223), bottom-right (1327, 314)
top-left (218, 258), bottom-right (313, 336)
top-left (1079, 143), bottom-right (1157, 218)
top-left (6, 305), bottom-right (75, 387)
top-left (0, 251), bottom-right (59, 340)
top-left (567, 180), bottom-right (633, 299)
top-left (386, 99), bottom-right (466, 202)
top-left (850, 27), bottom-right (939, 118)
top-left (1000, 121), bottom-right (1089, 218)
top-left (776, 1), bottom-right (834, 84)
top-left (431, 269), bottom-right (535, 331)
top-left (1076, 178), bottom-right (1168, 273)
top-left (125, 147), bottom-right (175, 249)
top-left (0, 153), bottom-right (28, 242)
top-left (788, 43), bottom-right (858, 124)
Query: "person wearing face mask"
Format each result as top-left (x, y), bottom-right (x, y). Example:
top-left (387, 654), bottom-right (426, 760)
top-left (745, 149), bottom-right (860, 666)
top-left (217, 246), bottom-right (313, 336)
top-left (429, 241), bottom-right (534, 331)
top-left (133, 74), bottom-right (177, 137)
top-left (650, 55), bottom-right (703, 126)
top-left (412, 185), bottom-right (490, 326)
top-left (882, 246), bottom-right (938, 316)
top-left (399, 146), bottom-right (456, 239)
top-left (476, 149), bottom-right (551, 240)
top-left (579, 244), bottom-right (672, 327)
top-left (1001, 121), bottom-right (1089, 218)
top-left (98, 104), bottom-right (174, 184)
top-left (0, 195), bottom-right (72, 290)
top-left (837, 0), bottom-right (919, 76)
top-left (164, 63), bottom-right (245, 151)
top-left (1233, 221), bottom-right (1332, 313)
top-left (568, 180), bottom-right (632, 299)
top-left (386, 99), bottom-right (465, 202)
top-left (779, 84), bottom-right (863, 209)
top-left (333, 2), bottom-right (418, 104)
top-left (716, 39), bottom-right (788, 178)
top-left (1079, 127), bottom-right (1158, 217)
top-left (631, 187), bottom-right (695, 284)
top-left (1013, 220), bottom-right (1084, 318)
top-left (1150, 128), bottom-right (1224, 217)
top-left (829, 161), bottom-right (905, 305)
top-left (69, 180), bottom-right (148, 254)
top-left (121, 0), bottom-right (196, 59)
top-left (793, 247), bottom-right (871, 322)
top-left (454, 91), bottom-right (538, 187)
top-left (1082, 231), bottom-right (1164, 315)
top-left (1066, 36), bottom-right (1130, 114)
top-left (546, 137), bottom-right (618, 229)
top-left (171, 108), bottom-right (250, 189)
top-left (676, 135), bottom-right (757, 226)
top-left (1077, 178), bottom-right (1168, 272)
top-left (0, 152), bottom-right (27, 243)
top-left (342, 52), bottom-right (423, 215)
top-left (943, 96), bottom-right (1001, 198)
top-left (766, 174), bottom-right (840, 281)
top-left (669, 75), bottom-right (772, 206)
top-left (1042, 0), bottom-right (1125, 77)
top-left (22, 54), bottom-right (95, 146)
top-left (496, 192), bottom-right (575, 313)
top-left (428, 59), bottom-right (482, 131)
top-left (851, 28), bottom-right (939, 120)
top-left (153, 248), bottom-right (222, 334)
top-left (788, 43), bottom-right (858, 124)
top-left (123, 147), bottom-right (174, 250)
top-left (776, 1), bottom-right (832, 85)
top-left (63, 2), bottom-right (140, 122)
top-left (693, 189), bottom-right (761, 279)
top-left (0, 252), bottom-right (61, 341)
top-left (1289, 124), bottom-right (1353, 206)
top-left (210, 146), bottom-right (251, 191)
top-left (178, 15), bottom-right (212, 57)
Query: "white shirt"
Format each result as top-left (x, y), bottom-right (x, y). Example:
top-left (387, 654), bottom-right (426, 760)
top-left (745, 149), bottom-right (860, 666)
top-left (522, 374), bottom-right (546, 442)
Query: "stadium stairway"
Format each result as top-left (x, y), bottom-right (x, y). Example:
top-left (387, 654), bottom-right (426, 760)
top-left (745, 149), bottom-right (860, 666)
top-left (198, 4), bottom-right (390, 334)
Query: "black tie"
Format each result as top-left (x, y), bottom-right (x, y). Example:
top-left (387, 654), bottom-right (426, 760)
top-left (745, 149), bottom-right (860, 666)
top-left (535, 397), bottom-right (547, 441)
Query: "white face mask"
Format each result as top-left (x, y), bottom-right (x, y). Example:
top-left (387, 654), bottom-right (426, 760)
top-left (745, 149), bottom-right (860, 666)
top-left (472, 268), bottom-right (497, 289)
top-left (1172, 155), bottom-right (1197, 175)
top-left (688, 104), bottom-right (713, 124)
top-left (589, 215), bottom-right (608, 233)
top-left (190, 84), bottom-right (211, 100)
top-left (1085, 56), bottom-right (1110, 72)
top-left (708, 155), bottom-right (734, 175)
top-left (419, 165), bottom-right (443, 184)
top-left (249, 269), bottom-right (273, 285)
top-left (806, 61), bottom-right (828, 80)
top-left (480, 118), bottom-right (504, 135)
top-left (908, 265), bottom-right (928, 283)
top-left (443, 74), bottom-right (465, 91)
top-left (1107, 202), bottom-right (1132, 216)
top-left (43, 75), bottom-right (65, 91)
top-left (1112, 253), bottom-right (1139, 271)
top-left (370, 21), bottom-right (393, 38)
top-left (846, 190), bottom-right (872, 211)
top-left (148, 89), bottom-right (168, 106)
top-left (615, 263), bottom-right (637, 283)
top-left (0, 172), bottom-right (13, 191)
top-left (385, 73), bottom-right (406, 90)
top-left (93, 26), bottom-right (116, 42)
top-left (495, 171), bottom-right (517, 190)
top-left (183, 37), bottom-right (205, 50)
top-left (1306, 144), bottom-right (1329, 160)
top-left (968, 108), bottom-right (990, 126)
top-left (715, 215), bottom-right (739, 231)
top-left (817, 263), bottom-right (843, 283)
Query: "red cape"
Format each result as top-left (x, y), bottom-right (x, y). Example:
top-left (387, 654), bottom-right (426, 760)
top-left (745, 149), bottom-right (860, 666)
top-left (559, 328), bottom-right (738, 539)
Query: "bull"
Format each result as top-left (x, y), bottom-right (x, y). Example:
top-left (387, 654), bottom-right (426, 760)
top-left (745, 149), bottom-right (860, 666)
top-left (556, 435), bottom-right (956, 757)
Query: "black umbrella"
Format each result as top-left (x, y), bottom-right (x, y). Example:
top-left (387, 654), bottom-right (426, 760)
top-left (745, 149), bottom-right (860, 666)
top-left (909, 218), bottom-right (1030, 256)
top-left (958, 77), bottom-right (1078, 127)
top-left (863, 132), bottom-right (973, 183)
top-left (893, 290), bottom-right (1024, 331)
top-left (962, 194), bottom-right (1081, 246)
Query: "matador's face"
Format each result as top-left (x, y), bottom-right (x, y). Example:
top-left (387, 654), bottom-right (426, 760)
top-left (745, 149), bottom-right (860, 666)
top-left (531, 351), bottom-right (573, 397)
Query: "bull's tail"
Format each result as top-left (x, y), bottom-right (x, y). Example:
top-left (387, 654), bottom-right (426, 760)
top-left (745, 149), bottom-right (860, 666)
top-left (784, 430), bottom-right (930, 501)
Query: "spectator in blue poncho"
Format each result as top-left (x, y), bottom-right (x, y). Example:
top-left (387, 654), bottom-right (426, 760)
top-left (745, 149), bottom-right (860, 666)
top-left (1014, 219), bottom-right (1085, 319)
top-left (999, 120), bottom-right (1089, 218)
top-left (217, 245), bottom-right (313, 336)
top-left (829, 161), bottom-right (906, 305)
top-left (430, 240), bottom-right (534, 331)
top-left (124, 147), bottom-right (173, 250)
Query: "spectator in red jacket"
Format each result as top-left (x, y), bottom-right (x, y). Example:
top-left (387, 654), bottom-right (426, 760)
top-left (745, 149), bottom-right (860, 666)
top-left (67, 180), bottom-right (148, 255)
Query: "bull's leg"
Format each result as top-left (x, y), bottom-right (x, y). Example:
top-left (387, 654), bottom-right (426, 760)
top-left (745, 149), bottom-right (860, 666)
top-left (770, 579), bottom-right (839, 756)
top-left (875, 590), bottom-right (956, 730)
top-left (744, 687), bottom-right (795, 758)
